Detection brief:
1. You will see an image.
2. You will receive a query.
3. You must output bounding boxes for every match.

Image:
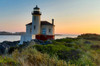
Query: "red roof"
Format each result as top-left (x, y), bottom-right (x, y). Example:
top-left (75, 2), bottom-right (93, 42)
top-left (26, 21), bottom-right (54, 26)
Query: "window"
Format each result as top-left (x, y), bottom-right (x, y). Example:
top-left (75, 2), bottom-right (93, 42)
top-left (34, 16), bottom-right (36, 20)
top-left (49, 29), bottom-right (51, 33)
top-left (34, 25), bottom-right (36, 30)
top-left (42, 28), bottom-right (46, 35)
top-left (30, 28), bottom-right (32, 33)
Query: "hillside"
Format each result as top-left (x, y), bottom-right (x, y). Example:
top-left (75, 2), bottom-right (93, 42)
top-left (0, 31), bottom-right (25, 35)
top-left (0, 34), bottom-right (100, 66)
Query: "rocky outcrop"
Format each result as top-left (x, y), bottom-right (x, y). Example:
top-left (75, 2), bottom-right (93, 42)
top-left (0, 41), bottom-right (19, 54)
top-left (0, 39), bottom-right (52, 55)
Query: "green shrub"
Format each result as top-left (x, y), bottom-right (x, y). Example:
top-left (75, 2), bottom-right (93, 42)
top-left (12, 47), bottom-right (69, 66)
top-left (0, 56), bottom-right (20, 66)
top-left (8, 47), bottom-right (18, 54)
top-left (55, 38), bottom-right (78, 43)
top-left (33, 43), bottom-right (82, 64)
top-left (78, 33), bottom-right (100, 41)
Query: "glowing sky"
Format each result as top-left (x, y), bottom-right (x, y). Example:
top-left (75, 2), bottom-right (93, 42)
top-left (0, 0), bottom-right (100, 34)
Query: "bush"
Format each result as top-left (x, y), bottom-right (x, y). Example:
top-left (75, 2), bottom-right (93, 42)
top-left (0, 56), bottom-right (20, 66)
top-left (55, 38), bottom-right (78, 43)
top-left (33, 43), bottom-right (82, 63)
top-left (57, 49), bottom-right (81, 62)
top-left (91, 45), bottom-right (100, 49)
top-left (78, 33), bottom-right (100, 41)
top-left (12, 47), bottom-right (69, 66)
top-left (8, 47), bottom-right (18, 54)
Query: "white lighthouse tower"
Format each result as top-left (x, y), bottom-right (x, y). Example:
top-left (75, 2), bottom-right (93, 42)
top-left (32, 5), bottom-right (41, 35)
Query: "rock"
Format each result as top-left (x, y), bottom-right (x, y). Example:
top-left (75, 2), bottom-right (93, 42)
top-left (0, 41), bottom-right (20, 54)
top-left (0, 45), bottom-right (5, 54)
top-left (33, 39), bottom-right (52, 45)
top-left (91, 45), bottom-right (100, 49)
top-left (44, 40), bottom-right (52, 44)
top-left (84, 41), bottom-right (91, 44)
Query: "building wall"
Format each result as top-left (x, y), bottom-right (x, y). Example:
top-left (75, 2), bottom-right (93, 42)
top-left (32, 15), bottom-right (41, 35)
top-left (41, 25), bottom-right (54, 35)
top-left (19, 26), bottom-right (35, 44)
top-left (19, 34), bottom-right (32, 44)
top-left (26, 25), bottom-right (32, 35)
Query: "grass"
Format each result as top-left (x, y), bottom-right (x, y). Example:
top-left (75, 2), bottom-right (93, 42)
top-left (0, 46), bottom-right (72, 66)
top-left (12, 47), bottom-right (72, 66)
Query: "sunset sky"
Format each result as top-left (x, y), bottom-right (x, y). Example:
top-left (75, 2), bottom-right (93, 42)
top-left (0, 0), bottom-right (100, 34)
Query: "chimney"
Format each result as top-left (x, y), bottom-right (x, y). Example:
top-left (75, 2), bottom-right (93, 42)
top-left (52, 19), bottom-right (54, 25)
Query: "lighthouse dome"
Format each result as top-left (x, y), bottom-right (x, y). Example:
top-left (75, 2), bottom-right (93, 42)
top-left (34, 5), bottom-right (40, 9)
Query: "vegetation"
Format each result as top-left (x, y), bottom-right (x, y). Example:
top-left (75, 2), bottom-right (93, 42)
top-left (0, 47), bottom-right (70, 66)
top-left (0, 34), bottom-right (100, 66)
top-left (78, 33), bottom-right (100, 41)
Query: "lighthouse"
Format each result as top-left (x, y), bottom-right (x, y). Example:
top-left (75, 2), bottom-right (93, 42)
top-left (19, 5), bottom-right (55, 44)
top-left (32, 5), bottom-right (41, 35)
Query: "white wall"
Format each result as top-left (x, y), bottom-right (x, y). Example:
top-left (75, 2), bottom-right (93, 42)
top-left (20, 25), bottom-right (34, 44)
top-left (19, 34), bottom-right (32, 44)
top-left (41, 25), bottom-right (54, 35)
top-left (32, 15), bottom-right (41, 35)
top-left (26, 25), bottom-right (32, 35)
